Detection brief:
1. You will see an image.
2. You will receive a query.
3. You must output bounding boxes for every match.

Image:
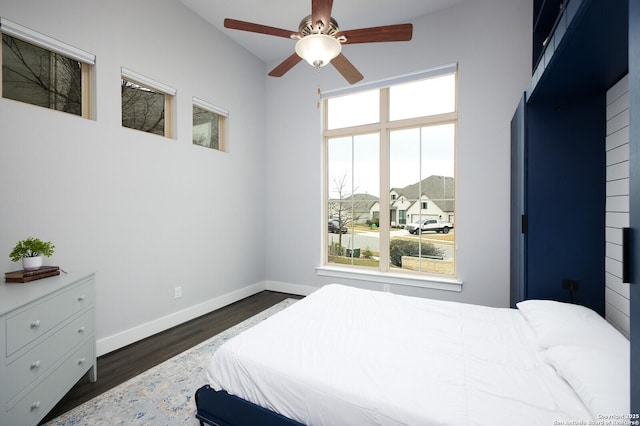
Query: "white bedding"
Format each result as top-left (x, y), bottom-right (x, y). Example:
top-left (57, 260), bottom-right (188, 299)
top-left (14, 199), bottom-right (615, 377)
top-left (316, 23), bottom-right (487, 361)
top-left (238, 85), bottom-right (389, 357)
top-left (207, 284), bottom-right (595, 425)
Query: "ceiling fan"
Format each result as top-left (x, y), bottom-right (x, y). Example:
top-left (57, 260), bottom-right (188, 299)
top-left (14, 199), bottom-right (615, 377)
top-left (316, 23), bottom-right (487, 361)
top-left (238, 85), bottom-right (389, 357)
top-left (224, 0), bottom-right (413, 84)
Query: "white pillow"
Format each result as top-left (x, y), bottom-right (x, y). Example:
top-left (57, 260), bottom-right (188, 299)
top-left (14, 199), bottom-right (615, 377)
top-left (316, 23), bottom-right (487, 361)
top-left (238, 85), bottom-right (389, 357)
top-left (545, 345), bottom-right (630, 418)
top-left (516, 299), bottom-right (628, 352)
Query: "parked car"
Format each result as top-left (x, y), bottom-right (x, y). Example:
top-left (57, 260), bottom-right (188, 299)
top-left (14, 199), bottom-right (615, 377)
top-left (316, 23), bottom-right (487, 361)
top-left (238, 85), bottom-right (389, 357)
top-left (407, 218), bottom-right (453, 234)
top-left (328, 220), bottom-right (348, 234)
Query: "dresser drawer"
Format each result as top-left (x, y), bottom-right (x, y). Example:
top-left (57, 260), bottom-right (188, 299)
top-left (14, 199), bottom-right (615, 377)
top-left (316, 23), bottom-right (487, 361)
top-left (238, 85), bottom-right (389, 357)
top-left (6, 309), bottom-right (94, 401)
top-left (7, 338), bottom-right (94, 426)
top-left (5, 278), bottom-right (94, 356)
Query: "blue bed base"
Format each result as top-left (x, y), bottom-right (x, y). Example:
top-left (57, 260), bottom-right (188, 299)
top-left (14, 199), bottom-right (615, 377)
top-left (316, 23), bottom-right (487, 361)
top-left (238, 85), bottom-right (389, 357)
top-left (195, 385), bottom-right (305, 426)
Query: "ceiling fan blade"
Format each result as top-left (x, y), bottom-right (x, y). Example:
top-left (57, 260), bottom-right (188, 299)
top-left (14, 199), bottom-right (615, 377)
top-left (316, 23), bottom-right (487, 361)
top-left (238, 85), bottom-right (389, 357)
top-left (331, 53), bottom-right (364, 84)
top-left (224, 18), bottom-right (299, 39)
top-left (337, 23), bottom-right (413, 44)
top-left (311, 0), bottom-right (334, 32)
top-left (268, 53), bottom-right (303, 77)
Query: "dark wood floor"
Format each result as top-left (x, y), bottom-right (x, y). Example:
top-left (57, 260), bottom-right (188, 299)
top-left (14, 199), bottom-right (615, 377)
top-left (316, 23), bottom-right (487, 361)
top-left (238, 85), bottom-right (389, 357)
top-left (40, 290), bottom-right (301, 424)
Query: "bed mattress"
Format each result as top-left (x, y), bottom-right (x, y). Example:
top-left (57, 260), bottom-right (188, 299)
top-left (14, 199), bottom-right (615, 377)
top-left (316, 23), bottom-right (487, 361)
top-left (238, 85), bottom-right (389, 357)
top-left (206, 284), bottom-right (593, 425)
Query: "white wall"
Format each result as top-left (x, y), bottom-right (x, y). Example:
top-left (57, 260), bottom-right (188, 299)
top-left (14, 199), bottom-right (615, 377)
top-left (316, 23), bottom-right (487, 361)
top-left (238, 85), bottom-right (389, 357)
top-left (605, 75), bottom-right (631, 337)
top-left (264, 0), bottom-right (532, 307)
top-left (0, 0), bottom-right (267, 354)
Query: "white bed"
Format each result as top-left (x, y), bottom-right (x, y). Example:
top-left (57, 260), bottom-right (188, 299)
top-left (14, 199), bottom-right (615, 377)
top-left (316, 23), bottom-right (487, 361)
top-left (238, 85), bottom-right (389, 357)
top-left (206, 284), bottom-right (630, 425)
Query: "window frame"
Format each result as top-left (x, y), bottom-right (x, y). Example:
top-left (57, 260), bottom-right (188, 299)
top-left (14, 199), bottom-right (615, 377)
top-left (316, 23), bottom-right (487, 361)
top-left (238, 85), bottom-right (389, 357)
top-left (0, 17), bottom-right (95, 119)
top-left (319, 64), bottom-right (462, 291)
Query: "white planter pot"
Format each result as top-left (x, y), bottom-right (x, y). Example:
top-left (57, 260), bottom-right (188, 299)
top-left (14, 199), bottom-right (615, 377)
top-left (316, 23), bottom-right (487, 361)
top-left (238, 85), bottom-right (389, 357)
top-left (22, 256), bottom-right (43, 270)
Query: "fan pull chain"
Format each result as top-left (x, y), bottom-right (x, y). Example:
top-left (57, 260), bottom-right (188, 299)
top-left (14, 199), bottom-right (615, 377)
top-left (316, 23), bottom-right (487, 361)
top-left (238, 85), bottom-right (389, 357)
top-left (316, 68), bottom-right (322, 109)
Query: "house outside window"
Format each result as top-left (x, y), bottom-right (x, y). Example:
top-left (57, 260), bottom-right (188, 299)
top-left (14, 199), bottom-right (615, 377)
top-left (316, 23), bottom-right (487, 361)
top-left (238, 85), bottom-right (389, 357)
top-left (1, 18), bottom-right (94, 118)
top-left (323, 64), bottom-right (457, 279)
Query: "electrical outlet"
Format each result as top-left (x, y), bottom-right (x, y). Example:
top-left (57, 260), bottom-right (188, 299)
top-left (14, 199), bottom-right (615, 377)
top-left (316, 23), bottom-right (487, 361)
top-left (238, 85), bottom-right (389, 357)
top-left (174, 286), bottom-right (182, 299)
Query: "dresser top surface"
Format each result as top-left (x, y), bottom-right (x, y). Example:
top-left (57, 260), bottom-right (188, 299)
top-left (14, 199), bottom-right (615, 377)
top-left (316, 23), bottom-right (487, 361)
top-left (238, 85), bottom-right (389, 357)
top-left (0, 271), bottom-right (95, 315)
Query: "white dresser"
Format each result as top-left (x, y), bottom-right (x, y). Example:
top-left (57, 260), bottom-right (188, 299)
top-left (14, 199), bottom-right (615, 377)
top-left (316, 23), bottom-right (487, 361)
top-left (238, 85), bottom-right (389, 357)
top-left (0, 271), bottom-right (96, 426)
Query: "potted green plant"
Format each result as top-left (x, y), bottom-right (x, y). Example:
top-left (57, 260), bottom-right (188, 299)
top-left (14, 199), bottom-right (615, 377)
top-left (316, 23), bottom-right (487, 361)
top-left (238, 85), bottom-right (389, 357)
top-left (9, 237), bottom-right (55, 270)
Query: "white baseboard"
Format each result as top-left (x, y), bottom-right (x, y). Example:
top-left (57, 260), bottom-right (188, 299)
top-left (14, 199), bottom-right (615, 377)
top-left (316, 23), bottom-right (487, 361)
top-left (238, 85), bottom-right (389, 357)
top-left (96, 281), bottom-right (266, 357)
top-left (266, 280), bottom-right (318, 296)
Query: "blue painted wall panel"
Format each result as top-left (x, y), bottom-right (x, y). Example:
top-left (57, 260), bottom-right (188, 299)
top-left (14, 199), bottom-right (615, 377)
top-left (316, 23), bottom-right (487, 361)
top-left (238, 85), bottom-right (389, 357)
top-left (526, 98), bottom-right (606, 314)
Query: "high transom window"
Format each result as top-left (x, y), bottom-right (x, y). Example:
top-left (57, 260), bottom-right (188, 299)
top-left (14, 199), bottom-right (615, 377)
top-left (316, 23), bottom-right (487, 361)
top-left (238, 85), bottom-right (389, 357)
top-left (323, 65), bottom-right (457, 280)
top-left (192, 97), bottom-right (228, 152)
top-left (121, 67), bottom-right (175, 138)
top-left (1, 18), bottom-right (94, 118)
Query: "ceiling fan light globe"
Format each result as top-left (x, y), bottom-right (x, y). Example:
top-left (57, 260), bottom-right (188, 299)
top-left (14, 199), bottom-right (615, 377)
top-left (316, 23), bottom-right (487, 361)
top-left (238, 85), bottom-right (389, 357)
top-left (295, 34), bottom-right (341, 68)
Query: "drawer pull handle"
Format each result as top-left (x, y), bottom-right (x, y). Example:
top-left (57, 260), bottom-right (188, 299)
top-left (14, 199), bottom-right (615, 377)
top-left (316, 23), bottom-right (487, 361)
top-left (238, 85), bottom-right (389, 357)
top-left (78, 357), bottom-right (86, 365)
top-left (30, 360), bottom-right (41, 370)
top-left (78, 326), bottom-right (86, 333)
top-left (30, 401), bottom-right (40, 411)
top-left (30, 320), bottom-right (41, 329)
top-left (78, 295), bottom-right (85, 302)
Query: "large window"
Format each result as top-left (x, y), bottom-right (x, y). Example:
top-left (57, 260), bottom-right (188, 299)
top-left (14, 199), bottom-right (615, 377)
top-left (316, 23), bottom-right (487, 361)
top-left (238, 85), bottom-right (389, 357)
top-left (1, 18), bottom-right (94, 118)
top-left (323, 65), bottom-right (457, 280)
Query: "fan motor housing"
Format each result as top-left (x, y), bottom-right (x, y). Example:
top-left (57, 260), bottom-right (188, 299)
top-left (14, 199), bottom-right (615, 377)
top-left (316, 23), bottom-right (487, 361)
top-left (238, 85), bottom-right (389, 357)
top-left (298, 15), bottom-right (340, 36)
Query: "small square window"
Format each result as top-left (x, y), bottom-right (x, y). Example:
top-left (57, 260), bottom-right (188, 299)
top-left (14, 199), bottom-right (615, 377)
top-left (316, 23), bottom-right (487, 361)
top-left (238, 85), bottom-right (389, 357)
top-left (121, 68), bottom-right (175, 138)
top-left (121, 79), bottom-right (167, 136)
top-left (192, 98), bottom-right (227, 152)
top-left (193, 105), bottom-right (226, 151)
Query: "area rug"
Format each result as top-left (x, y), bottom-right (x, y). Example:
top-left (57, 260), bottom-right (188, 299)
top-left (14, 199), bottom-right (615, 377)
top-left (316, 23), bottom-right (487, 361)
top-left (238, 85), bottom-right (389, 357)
top-left (44, 298), bottom-right (298, 426)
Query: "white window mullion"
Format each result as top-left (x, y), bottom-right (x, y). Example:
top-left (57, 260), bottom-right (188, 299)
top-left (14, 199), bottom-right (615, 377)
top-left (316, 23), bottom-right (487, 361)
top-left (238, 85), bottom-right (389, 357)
top-left (418, 128), bottom-right (424, 268)
top-left (321, 100), bottom-right (330, 265)
top-left (351, 135), bottom-right (356, 254)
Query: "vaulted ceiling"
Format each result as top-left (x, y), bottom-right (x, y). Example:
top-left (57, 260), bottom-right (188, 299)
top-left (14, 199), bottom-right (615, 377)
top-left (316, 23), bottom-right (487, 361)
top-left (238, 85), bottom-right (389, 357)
top-left (178, 0), bottom-right (464, 64)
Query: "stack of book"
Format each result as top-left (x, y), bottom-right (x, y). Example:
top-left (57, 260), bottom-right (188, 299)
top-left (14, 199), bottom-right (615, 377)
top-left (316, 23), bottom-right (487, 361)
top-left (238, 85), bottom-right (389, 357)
top-left (4, 265), bottom-right (61, 283)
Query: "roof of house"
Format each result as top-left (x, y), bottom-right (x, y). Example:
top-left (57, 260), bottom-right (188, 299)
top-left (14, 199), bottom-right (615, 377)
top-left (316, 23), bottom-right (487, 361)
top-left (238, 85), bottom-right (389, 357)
top-left (395, 175), bottom-right (455, 212)
top-left (329, 193), bottom-right (380, 213)
top-left (330, 176), bottom-right (454, 212)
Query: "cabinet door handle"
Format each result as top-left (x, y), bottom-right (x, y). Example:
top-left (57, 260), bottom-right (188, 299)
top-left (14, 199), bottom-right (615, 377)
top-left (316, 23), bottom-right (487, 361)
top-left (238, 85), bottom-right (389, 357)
top-left (78, 295), bottom-right (85, 302)
top-left (30, 320), bottom-right (40, 329)
top-left (30, 401), bottom-right (40, 411)
top-left (78, 326), bottom-right (86, 334)
top-left (623, 227), bottom-right (630, 283)
top-left (78, 357), bottom-right (86, 365)
top-left (30, 360), bottom-right (41, 370)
